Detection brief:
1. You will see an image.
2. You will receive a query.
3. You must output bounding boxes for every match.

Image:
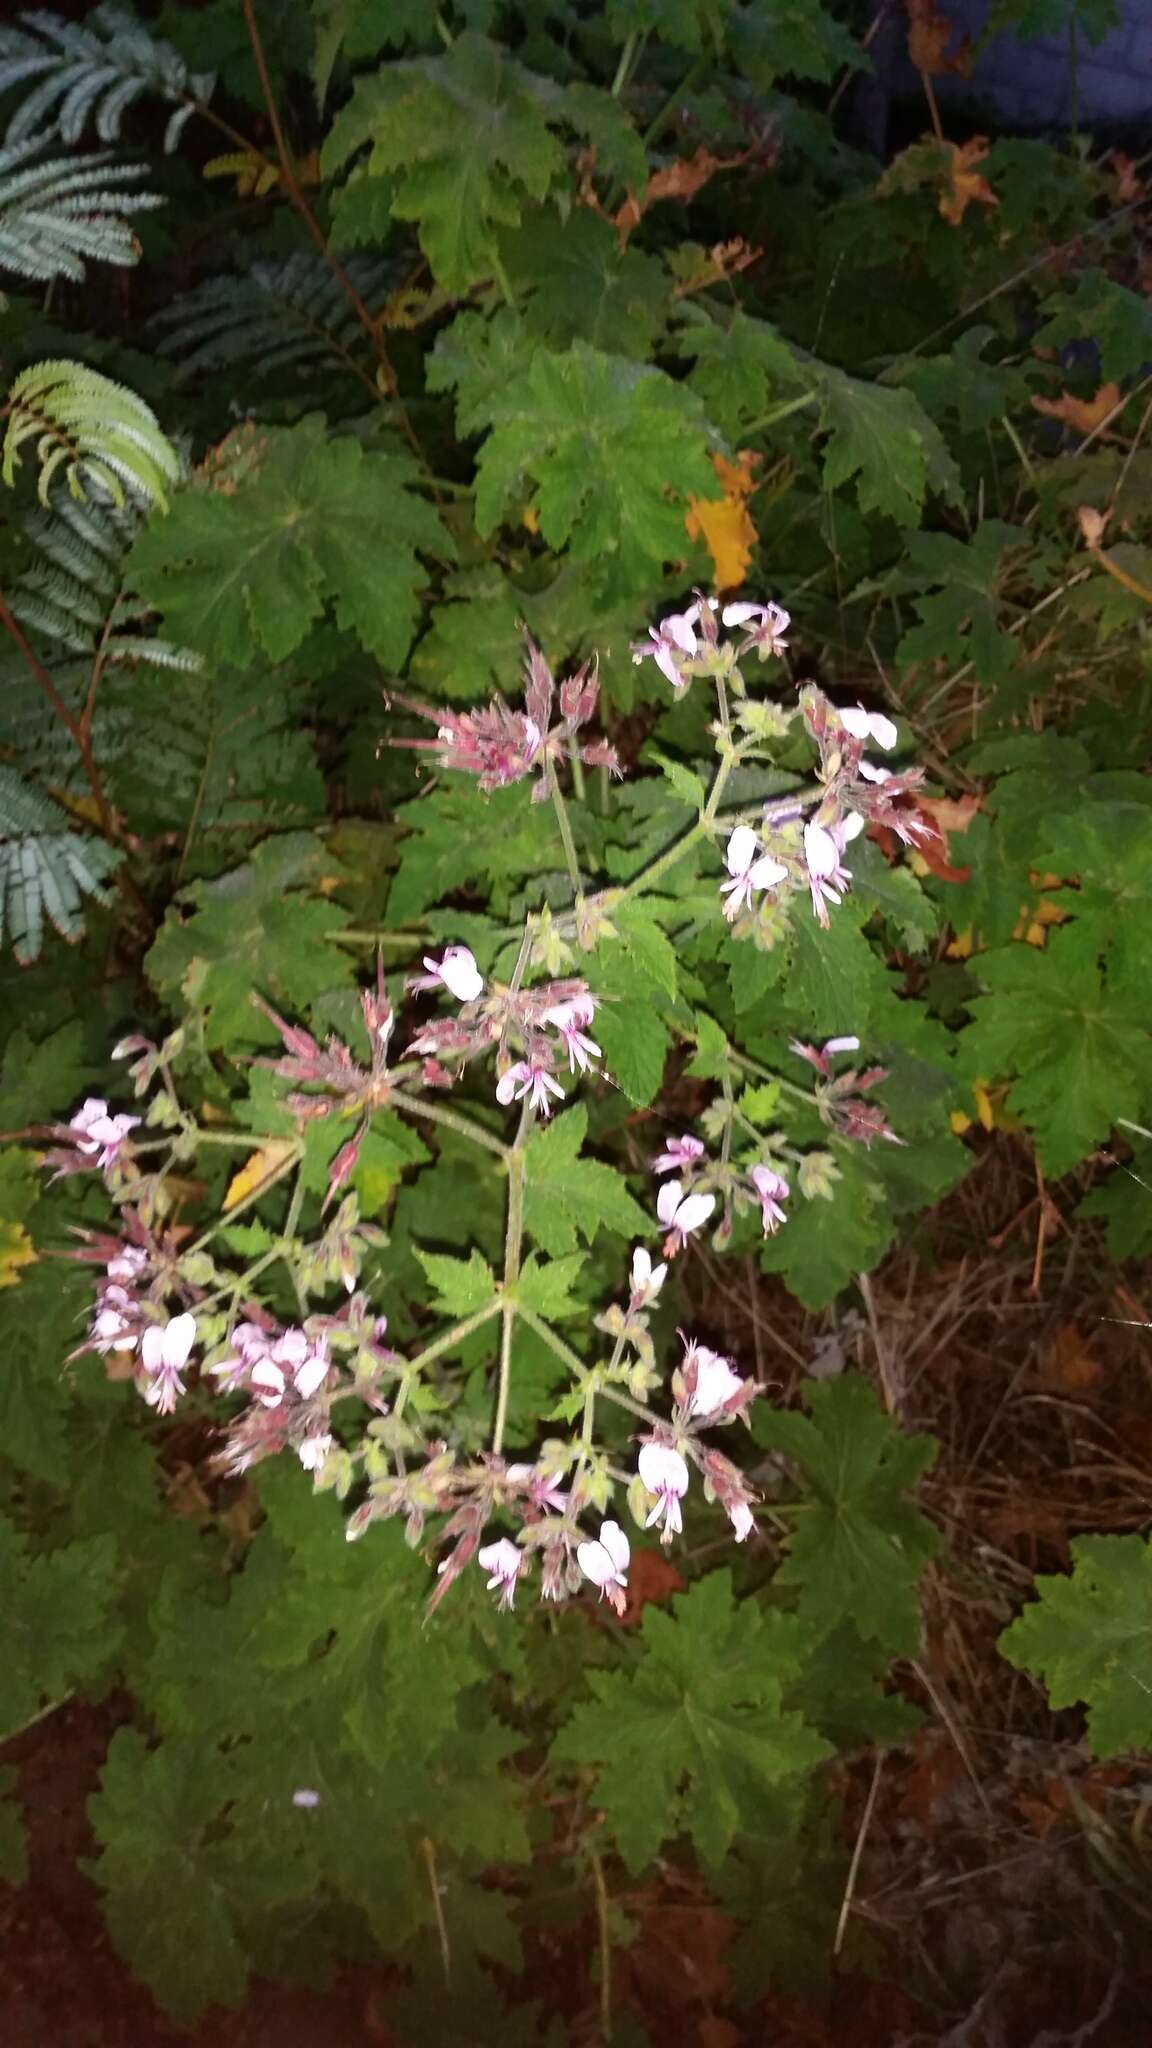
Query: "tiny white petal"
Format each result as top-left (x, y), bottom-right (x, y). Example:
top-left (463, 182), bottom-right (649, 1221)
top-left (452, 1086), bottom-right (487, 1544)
top-left (438, 946), bottom-right (484, 1002)
top-left (598, 1519), bottom-right (630, 1575)
top-left (748, 854), bottom-right (788, 889)
top-left (726, 824), bottom-right (760, 876)
top-left (672, 1191), bottom-right (716, 1235)
top-left (804, 821), bottom-right (839, 876)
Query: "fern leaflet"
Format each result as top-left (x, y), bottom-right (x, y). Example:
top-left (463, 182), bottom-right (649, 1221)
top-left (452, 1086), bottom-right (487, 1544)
top-left (0, 4), bottom-right (215, 151)
top-left (0, 764), bottom-right (121, 962)
top-left (152, 251), bottom-right (397, 387)
top-left (3, 361), bottom-right (180, 508)
top-left (0, 133), bottom-right (160, 285)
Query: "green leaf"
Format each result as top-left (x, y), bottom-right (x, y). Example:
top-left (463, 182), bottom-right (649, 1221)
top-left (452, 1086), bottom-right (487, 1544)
top-left (552, 1570), bottom-right (829, 1870)
top-left (728, 936), bottom-right (787, 1014)
top-left (414, 1247), bottom-right (497, 1315)
top-left (439, 336), bottom-right (715, 594)
top-left (849, 839), bottom-right (938, 952)
top-left (514, 1251), bottom-right (586, 1320)
top-left (145, 832), bottom-right (356, 1048)
top-left (754, 1374), bottom-right (939, 1651)
top-left (88, 1731), bottom-right (250, 2022)
top-left (596, 998), bottom-right (669, 1107)
top-left (522, 1104), bottom-right (649, 1256)
top-left (503, 208), bottom-right (667, 359)
top-left (757, 1147), bottom-right (889, 1308)
top-left (1000, 1535), bottom-right (1152, 1757)
top-left (1079, 1142), bottom-right (1152, 1259)
top-left (1033, 269), bottom-right (1152, 382)
top-left (0, 1020), bottom-right (92, 1125)
top-left (606, 903), bottom-right (680, 1001)
top-left (322, 34), bottom-right (565, 292)
top-left (648, 751), bottom-right (706, 814)
top-left (0, 1518), bottom-right (120, 1734)
top-left (818, 366), bottom-right (960, 526)
top-left (129, 417), bottom-right (451, 667)
top-left (962, 924), bottom-right (1152, 1175)
top-left (897, 522), bottom-right (1022, 684)
top-left (0, 1260), bottom-right (86, 1479)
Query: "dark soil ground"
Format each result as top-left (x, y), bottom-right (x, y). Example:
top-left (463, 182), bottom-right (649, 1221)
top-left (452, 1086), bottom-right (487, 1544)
top-left (4, 1132), bottom-right (1152, 2046)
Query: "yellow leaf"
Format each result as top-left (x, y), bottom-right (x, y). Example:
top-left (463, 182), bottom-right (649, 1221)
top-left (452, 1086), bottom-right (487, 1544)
top-left (0, 1222), bottom-right (36, 1290)
top-left (946, 926), bottom-right (975, 959)
top-left (938, 137), bottom-right (998, 227)
top-left (1033, 384), bottom-right (1121, 436)
top-left (223, 1140), bottom-right (298, 1212)
top-left (684, 449), bottom-right (760, 590)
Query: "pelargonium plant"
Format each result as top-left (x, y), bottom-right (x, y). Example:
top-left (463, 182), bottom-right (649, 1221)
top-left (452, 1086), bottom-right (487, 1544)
top-left (44, 601), bottom-right (916, 1616)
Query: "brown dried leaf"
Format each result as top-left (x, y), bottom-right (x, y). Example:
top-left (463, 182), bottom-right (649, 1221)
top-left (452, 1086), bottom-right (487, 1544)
top-left (1038, 1322), bottom-right (1103, 1392)
top-left (907, 0), bottom-right (972, 76)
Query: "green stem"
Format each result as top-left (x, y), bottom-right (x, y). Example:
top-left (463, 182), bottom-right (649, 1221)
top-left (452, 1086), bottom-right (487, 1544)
top-left (610, 30), bottom-right (638, 96)
top-left (549, 761), bottom-right (584, 900)
top-left (405, 1299), bottom-right (504, 1381)
top-left (186, 1144), bottom-right (303, 1256)
top-left (515, 1301), bottom-right (586, 1379)
top-left (597, 1381), bottom-right (655, 1424)
top-left (742, 390), bottom-right (820, 437)
top-left (590, 1848), bottom-right (614, 2042)
top-left (585, 735), bottom-right (749, 921)
top-left (493, 1120), bottom-right (529, 1457)
top-left (642, 56), bottom-right (706, 146)
top-left (391, 1087), bottom-right (510, 1161)
top-left (195, 1244), bottom-right (282, 1316)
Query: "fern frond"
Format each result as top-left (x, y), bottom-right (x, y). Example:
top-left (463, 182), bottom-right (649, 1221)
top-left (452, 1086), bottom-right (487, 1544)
top-left (0, 5), bottom-right (214, 150)
top-left (3, 361), bottom-right (180, 508)
top-left (0, 133), bottom-right (161, 284)
top-left (0, 763), bottom-right (120, 962)
top-left (152, 251), bottom-right (397, 385)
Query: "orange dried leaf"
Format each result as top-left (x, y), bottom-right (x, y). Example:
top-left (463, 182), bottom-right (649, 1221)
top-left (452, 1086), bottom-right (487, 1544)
top-left (621, 1545), bottom-right (685, 1624)
top-left (1033, 384), bottom-right (1121, 435)
top-left (615, 145), bottom-right (751, 242)
top-left (1038, 1323), bottom-right (1103, 1392)
top-left (1078, 503), bottom-right (1109, 548)
top-left (939, 137), bottom-right (998, 226)
top-left (685, 449), bottom-right (760, 589)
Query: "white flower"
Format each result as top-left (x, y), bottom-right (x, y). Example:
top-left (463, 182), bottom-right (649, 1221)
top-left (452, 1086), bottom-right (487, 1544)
top-left (545, 996), bottom-right (602, 1074)
top-left (657, 1178), bottom-right (715, 1254)
top-left (294, 1337), bottom-right (330, 1401)
top-left (577, 1519), bottom-right (630, 1614)
top-left (420, 945), bottom-right (484, 1003)
top-left (638, 1442), bottom-right (690, 1543)
top-left (803, 814), bottom-right (864, 927)
top-left (292, 1788), bottom-right (321, 1808)
top-left (68, 1097), bottom-right (140, 1170)
top-left (683, 1341), bottom-right (743, 1417)
top-left (506, 1463), bottom-right (568, 1513)
top-left (496, 1060), bottom-right (565, 1116)
top-left (729, 1501), bottom-right (755, 1542)
top-left (106, 1243), bottom-right (148, 1285)
top-left (139, 1312), bottom-right (197, 1415)
top-left (298, 1432), bottom-right (332, 1472)
top-left (631, 607), bottom-right (700, 693)
top-left (720, 824), bottom-right (788, 921)
top-left (91, 1285), bottom-right (137, 1354)
top-left (839, 704), bottom-right (898, 752)
top-left (721, 599), bottom-right (790, 657)
top-left (858, 759), bottom-right (891, 784)
top-left (748, 1164), bottom-right (789, 1235)
top-left (629, 1245), bottom-right (667, 1309)
top-left (478, 1536), bottom-right (526, 1611)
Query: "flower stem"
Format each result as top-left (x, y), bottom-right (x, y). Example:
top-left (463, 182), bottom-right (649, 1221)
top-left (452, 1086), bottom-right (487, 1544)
top-left (405, 1299), bottom-right (504, 1381)
top-left (514, 1301), bottom-right (585, 1378)
top-left (391, 1088), bottom-right (510, 1161)
top-left (548, 761), bottom-right (584, 900)
top-left (493, 1118), bottom-right (529, 1456)
top-left (186, 1144), bottom-right (303, 1255)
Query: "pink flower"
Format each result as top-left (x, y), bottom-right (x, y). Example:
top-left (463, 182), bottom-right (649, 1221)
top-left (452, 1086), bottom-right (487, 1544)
top-left (242, 1327), bottom-right (330, 1407)
top-left (638, 1442), bottom-right (690, 1542)
top-left (657, 1179), bottom-right (715, 1255)
top-left (411, 946), bottom-right (484, 1003)
top-left (839, 704), bottom-right (898, 752)
top-left (720, 825), bottom-right (788, 920)
top-left (68, 1097), bottom-right (140, 1170)
top-left (748, 1164), bottom-right (789, 1235)
top-left (545, 995), bottom-right (601, 1074)
top-left (858, 760), bottom-right (892, 784)
top-left (139, 1312), bottom-right (197, 1415)
top-left (629, 1245), bottom-right (667, 1309)
top-left (721, 599), bottom-right (790, 658)
top-left (477, 1536), bottom-right (527, 1611)
top-left (631, 607), bottom-right (700, 693)
top-left (803, 813), bottom-right (864, 927)
top-left (682, 1340), bottom-right (743, 1418)
top-left (577, 1519), bottom-right (630, 1615)
top-left (506, 1462), bottom-right (568, 1514)
top-left (729, 1501), bottom-right (755, 1542)
top-left (496, 1060), bottom-right (565, 1116)
top-left (652, 1134), bottom-right (705, 1176)
top-left (790, 1036), bottom-right (860, 1075)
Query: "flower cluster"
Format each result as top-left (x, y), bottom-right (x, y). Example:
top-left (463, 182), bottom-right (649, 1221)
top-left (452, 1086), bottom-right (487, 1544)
top-left (407, 947), bottom-right (602, 1117)
top-left (49, 1096), bottom-right (141, 1177)
top-left (632, 595), bottom-right (790, 694)
top-left (650, 1131), bottom-right (790, 1253)
top-left (391, 637), bottom-right (619, 797)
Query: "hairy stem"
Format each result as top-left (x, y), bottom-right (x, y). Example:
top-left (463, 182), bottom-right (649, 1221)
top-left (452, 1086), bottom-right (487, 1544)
top-left (548, 761), bottom-right (584, 899)
top-left (493, 1116), bottom-right (529, 1456)
top-left (0, 583), bottom-right (117, 838)
top-left (391, 1087), bottom-right (510, 1160)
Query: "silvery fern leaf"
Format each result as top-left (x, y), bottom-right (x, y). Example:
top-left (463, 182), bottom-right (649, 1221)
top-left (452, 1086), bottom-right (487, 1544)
top-left (0, 133), bottom-right (160, 284)
top-left (0, 5), bottom-right (214, 150)
top-left (152, 250), bottom-right (398, 387)
top-left (3, 361), bottom-right (180, 508)
top-left (0, 766), bottom-right (121, 962)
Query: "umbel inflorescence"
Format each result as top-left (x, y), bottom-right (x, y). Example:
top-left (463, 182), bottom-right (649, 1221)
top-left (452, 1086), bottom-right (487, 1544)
top-left (43, 599), bottom-right (920, 1614)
